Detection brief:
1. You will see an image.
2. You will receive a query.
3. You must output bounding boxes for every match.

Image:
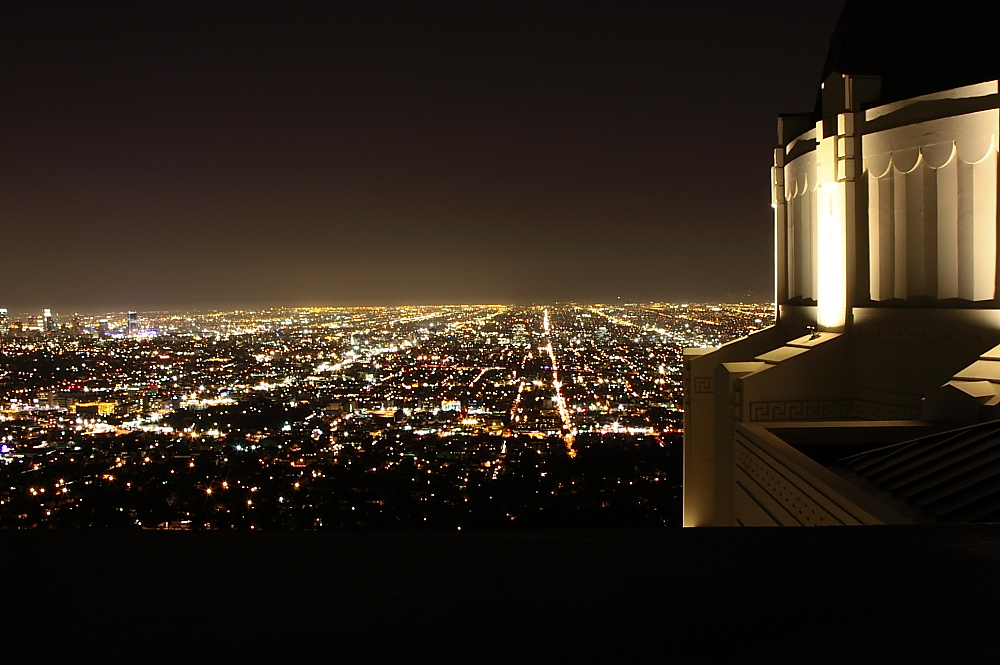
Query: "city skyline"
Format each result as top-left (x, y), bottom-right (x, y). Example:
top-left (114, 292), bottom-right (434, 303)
top-left (0, 301), bottom-right (771, 529)
top-left (0, 297), bottom-right (775, 335)
top-left (1, 1), bottom-right (845, 313)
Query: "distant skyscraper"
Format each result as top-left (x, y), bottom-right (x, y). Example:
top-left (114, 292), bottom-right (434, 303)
top-left (0, 309), bottom-right (9, 337)
top-left (127, 311), bottom-right (139, 337)
top-left (98, 319), bottom-right (110, 337)
top-left (42, 309), bottom-right (54, 333)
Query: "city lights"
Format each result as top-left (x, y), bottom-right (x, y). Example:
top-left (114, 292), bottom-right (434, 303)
top-left (0, 302), bottom-right (769, 529)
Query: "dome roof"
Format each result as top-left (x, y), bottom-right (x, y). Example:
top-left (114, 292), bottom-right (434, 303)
top-left (817, 0), bottom-right (998, 112)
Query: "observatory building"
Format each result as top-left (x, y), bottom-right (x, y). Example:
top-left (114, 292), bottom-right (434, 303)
top-left (683, 1), bottom-right (1000, 526)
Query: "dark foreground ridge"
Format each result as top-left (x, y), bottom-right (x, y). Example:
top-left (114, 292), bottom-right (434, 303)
top-left (8, 525), bottom-right (1000, 663)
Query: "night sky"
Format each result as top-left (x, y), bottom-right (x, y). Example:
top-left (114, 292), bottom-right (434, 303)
top-left (1, 1), bottom-right (845, 313)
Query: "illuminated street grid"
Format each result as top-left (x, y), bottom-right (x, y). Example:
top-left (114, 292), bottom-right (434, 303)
top-left (0, 303), bottom-right (770, 529)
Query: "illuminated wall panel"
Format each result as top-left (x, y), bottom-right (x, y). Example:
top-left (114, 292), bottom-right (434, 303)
top-left (937, 155), bottom-right (959, 298)
top-left (816, 182), bottom-right (846, 329)
top-left (784, 152), bottom-right (817, 301)
top-left (865, 109), bottom-right (998, 303)
top-left (971, 141), bottom-right (997, 301)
